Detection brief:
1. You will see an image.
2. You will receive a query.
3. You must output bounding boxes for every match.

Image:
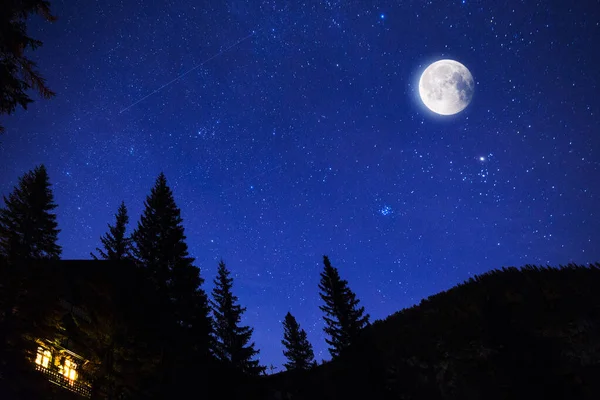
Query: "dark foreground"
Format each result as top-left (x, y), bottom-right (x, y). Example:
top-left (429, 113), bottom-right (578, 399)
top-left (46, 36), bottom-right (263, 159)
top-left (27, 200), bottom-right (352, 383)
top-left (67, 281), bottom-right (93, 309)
top-left (2, 263), bottom-right (599, 399)
top-left (250, 264), bottom-right (600, 400)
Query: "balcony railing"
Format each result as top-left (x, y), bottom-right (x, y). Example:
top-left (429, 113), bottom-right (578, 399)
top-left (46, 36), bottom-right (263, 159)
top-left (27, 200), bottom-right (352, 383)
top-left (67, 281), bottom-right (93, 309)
top-left (35, 364), bottom-right (92, 398)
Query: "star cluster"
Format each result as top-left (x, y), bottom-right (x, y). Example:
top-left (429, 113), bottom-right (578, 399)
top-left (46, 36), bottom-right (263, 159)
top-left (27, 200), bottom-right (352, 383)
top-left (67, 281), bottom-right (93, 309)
top-left (1, 0), bottom-right (599, 368)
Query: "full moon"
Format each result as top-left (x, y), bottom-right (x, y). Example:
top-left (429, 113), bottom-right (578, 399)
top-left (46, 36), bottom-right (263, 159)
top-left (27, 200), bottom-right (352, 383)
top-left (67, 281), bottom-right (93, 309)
top-left (418, 59), bottom-right (474, 115)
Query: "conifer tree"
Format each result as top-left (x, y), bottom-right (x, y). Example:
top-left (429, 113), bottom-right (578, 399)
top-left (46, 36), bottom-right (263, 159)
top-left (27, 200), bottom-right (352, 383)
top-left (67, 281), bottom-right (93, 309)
top-left (0, 0), bottom-right (57, 133)
top-left (0, 164), bottom-right (62, 346)
top-left (318, 255), bottom-right (370, 358)
top-left (0, 165), bottom-right (63, 386)
top-left (211, 260), bottom-right (265, 375)
top-left (91, 201), bottom-right (132, 260)
top-left (130, 173), bottom-right (212, 388)
top-left (131, 173), bottom-right (185, 289)
top-left (131, 173), bottom-right (207, 299)
top-left (281, 312), bottom-right (315, 371)
top-left (0, 164), bottom-right (61, 263)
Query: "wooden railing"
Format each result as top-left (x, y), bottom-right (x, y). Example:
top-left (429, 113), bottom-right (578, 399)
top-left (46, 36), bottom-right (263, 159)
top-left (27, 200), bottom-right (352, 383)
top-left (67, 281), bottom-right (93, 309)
top-left (35, 364), bottom-right (92, 398)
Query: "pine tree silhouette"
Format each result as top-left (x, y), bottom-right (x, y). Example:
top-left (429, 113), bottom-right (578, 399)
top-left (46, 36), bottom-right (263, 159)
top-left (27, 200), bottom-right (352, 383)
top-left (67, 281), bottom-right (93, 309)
top-left (282, 311), bottom-right (315, 371)
top-left (91, 201), bottom-right (132, 260)
top-left (0, 164), bottom-right (62, 345)
top-left (0, 164), bottom-right (61, 262)
top-left (0, 0), bottom-right (57, 133)
top-left (132, 173), bottom-right (186, 290)
top-left (210, 260), bottom-right (265, 375)
top-left (131, 172), bottom-right (212, 390)
top-left (0, 165), bottom-right (63, 392)
top-left (318, 255), bottom-right (369, 358)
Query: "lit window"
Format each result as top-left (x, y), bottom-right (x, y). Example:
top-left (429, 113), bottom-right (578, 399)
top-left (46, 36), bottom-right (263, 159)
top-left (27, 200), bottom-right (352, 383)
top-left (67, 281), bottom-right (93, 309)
top-left (35, 347), bottom-right (51, 368)
top-left (60, 358), bottom-right (78, 382)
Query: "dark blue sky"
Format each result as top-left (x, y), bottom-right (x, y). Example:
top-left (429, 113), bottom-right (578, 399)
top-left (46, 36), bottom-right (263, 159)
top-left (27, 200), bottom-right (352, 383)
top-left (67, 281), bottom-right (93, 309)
top-left (1, 0), bottom-right (599, 369)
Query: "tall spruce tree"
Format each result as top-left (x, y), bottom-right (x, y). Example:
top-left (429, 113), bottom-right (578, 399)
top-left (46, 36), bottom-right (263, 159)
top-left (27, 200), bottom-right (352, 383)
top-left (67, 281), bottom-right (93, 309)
top-left (130, 173), bottom-right (212, 391)
top-left (0, 165), bottom-right (63, 390)
top-left (0, 164), bottom-right (61, 262)
top-left (0, 164), bottom-right (62, 341)
top-left (211, 260), bottom-right (264, 375)
top-left (318, 255), bottom-right (370, 358)
top-left (281, 312), bottom-right (315, 371)
top-left (0, 0), bottom-right (57, 133)
top-left (91, 201), bottom-right (132, 260)
top-left (131, 173), bottom-right (184, 290)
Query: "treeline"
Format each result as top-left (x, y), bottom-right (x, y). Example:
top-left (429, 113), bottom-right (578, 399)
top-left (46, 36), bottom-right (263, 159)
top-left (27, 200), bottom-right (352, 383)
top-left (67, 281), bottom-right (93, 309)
top-left (256, 263), bottom-right (600, 400)
top-left (0, 165), bottom-right (371, 398)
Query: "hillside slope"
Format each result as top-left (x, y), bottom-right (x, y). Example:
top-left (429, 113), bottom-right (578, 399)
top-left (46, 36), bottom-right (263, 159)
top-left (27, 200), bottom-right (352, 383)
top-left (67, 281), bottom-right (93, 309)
top-left (251, 263), bottom-right (600, 400)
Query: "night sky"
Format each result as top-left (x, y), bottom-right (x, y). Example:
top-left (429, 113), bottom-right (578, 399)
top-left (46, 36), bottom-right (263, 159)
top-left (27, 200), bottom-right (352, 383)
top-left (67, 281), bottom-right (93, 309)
top-left (1, 0), bottom-right (599, 368)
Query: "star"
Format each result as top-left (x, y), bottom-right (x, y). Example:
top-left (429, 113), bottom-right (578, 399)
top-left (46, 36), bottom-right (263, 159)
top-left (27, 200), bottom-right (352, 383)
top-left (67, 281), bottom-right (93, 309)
top-left (379, 205), bottom-right (393, 216)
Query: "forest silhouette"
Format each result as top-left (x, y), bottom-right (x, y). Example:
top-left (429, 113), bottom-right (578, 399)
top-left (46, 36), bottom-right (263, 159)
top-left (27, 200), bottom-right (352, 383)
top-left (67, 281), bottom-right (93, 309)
top-left (0, 165), bottom-right (599, 399)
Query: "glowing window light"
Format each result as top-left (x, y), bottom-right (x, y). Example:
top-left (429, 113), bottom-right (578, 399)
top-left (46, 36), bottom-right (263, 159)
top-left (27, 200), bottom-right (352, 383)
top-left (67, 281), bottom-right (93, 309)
top-left (44, 351), bottom-right (51, 368)
top-left (61, 358), bottom-right (78, 382)
top-left (35, 347), bottom-right (51, 368)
